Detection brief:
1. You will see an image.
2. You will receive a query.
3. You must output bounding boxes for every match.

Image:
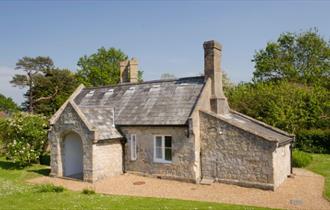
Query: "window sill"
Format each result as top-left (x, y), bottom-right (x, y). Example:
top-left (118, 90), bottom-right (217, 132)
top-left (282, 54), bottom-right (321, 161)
top-left (153, 159), bottom-right (172, 164)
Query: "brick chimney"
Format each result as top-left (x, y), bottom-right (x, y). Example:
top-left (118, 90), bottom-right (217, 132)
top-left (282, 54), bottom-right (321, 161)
top-left (203, 40), bottom-right (229, 114)
top-left (119, 58), bottom-right (138, 83)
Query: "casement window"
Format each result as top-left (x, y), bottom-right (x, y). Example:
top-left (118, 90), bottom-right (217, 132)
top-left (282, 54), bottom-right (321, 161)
top-left (130, 134), bottom-right (137, 161)
top-left (154, 135), bottom-right (172, 163)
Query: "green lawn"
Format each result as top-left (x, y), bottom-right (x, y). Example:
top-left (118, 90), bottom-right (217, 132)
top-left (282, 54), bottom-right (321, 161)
top-left (306, 153), bottom-right (330, 201)
top-left (0, 157), bottom-right (271, 210)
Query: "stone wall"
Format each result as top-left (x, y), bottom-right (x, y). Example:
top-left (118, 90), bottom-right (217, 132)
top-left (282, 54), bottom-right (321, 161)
top-left (189, 78), bottom-right (211, 181)
top-left (120, 126), bottom-right (196, 182)
top-left (199, 111), bottom-right (277, 189)
top-left (49, 103), bottom-right (94, 182)
top-left (93, 140), bottom-right (123, 181)
top-left (273, 144), bottom-right (291, 189)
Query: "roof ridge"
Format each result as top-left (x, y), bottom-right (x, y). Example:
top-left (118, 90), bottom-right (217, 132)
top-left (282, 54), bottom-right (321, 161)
top-left (83, 76), bottom-right (205, 90)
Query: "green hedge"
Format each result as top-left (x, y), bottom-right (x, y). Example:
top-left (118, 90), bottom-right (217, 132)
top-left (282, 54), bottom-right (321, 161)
top-left (292, 150), bottom-right (313, 168)
top-left (295, 129), bottom-right (330, 154)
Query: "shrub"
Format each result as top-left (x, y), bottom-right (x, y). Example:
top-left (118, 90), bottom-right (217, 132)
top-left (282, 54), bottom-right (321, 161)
top-left (292, 150), bottom-right (313, 168)
top-left (0, 112), bottom-right (48, 166)
top-left (36, 184), bottom-right (65, 193)
top-left (295, 129), bottom-right (330, 154)
top-left (82, 188), bottom-right (95, 195)
top-left (39, 153), bottom-right (50, 166)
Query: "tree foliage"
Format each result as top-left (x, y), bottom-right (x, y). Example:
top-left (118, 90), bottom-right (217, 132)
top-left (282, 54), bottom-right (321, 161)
top-left (24, 68), bottom-right (80, 116)
top-left (0, 112), bottom-right (48, 166)
top-left (11, 56), bottom-right (79, 116)
top-left (0, 94), bottom-right (19, 114)
top-left (77, 47), bottom-right (126, 86)
top-left (77, 47), bottom-right (143, 86)
top-left (252, 29), bottom-right (330, 87)
top-left (11, 57), bottom-right (55, 113)
top-left (228, 29), bottom-right (330, 153)
top-left (227, 81), bottom-right (329, 133)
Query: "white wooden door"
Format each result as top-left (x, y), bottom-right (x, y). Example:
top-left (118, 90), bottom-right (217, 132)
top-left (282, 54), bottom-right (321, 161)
top-left (63, 133), bottom-right (83, 178)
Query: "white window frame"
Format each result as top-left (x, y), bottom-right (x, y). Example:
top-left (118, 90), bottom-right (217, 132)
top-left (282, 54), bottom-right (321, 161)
top-left (153, 135), bottom-right (172, 163)
top-left (130, 134), bottom-right (137, 161)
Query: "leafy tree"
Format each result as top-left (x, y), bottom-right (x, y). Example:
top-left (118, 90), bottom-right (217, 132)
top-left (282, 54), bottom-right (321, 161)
top-left (252, 29), bottom-right (330, 87)
top-left (222, 71), bottom-right (234, 92)
top-left (77, 47), bottom-right (143, 86)
top-left (11, 56), bottom-right (55, 113)
top-left (77, 47), bottom-right (126, 86)
top-left (25, 68), bottom-right (79, 116)
top-left (227, 81), bottom-right (329, 133)
top-left (11, 57), bottom-right (79, 116)
top-left (0, 112), bottom-right (48, 166)
top-left (0, 94), bottom-right (19, 113)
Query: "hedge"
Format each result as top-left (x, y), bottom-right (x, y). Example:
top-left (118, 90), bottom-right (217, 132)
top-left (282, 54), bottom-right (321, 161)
top-left (295, 129), bottom-right (330, 154)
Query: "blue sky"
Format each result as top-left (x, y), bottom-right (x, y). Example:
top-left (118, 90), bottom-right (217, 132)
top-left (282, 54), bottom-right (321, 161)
top-left (0, 1), bottom-right (329, 104)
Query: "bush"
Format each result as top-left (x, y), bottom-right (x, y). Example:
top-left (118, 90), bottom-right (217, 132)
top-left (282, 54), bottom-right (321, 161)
top-left (292, 150), bottom-right (313, 168)
top-left (36, 184), bottom-right (65, 193)
top-left (39, 153), bottom-right (50, 166)
top-left (82, 188), bottom-right (95, 195)
top-left (0, 112), bottom-right (48, 166)
top-left (295, 129), bottom-right (330, 154)
top-left (227, 81), bottom-right (329, 134)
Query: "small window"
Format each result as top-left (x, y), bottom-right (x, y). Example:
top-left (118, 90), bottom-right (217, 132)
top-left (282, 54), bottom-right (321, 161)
top-left (154, 135), bottom-right (172, 163)
top-left (130, 134), bottom-right (137, 161)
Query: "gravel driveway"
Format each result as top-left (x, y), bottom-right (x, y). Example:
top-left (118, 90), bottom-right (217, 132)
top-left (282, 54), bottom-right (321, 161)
top-left (28, 168), bottom-right (330, 210)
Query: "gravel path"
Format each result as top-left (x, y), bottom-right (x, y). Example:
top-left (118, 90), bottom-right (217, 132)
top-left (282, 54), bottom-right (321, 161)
top-left (28, 168), bottom-right (330, 210)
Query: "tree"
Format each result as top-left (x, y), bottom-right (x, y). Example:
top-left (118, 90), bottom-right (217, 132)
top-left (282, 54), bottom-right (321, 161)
top-left (252, 29), bottom-right (330, 87)
top-left (0, 94), bottom-right (19, 114)
top-left (27, 68), bottom-right (80, 116)
top-left (77, 47), bottom-right (126, 86)
top-left (11, 56), bottom-right (55, 113)
top-left (0, 112), bottom-right (48, 166)
top-left (227, 81), bottom-right (329, 133)
top-left (77, 47), bottom-right (143, 86)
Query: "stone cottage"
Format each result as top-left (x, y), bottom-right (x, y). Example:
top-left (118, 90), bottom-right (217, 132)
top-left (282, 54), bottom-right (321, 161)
top-left (49, 40), bottom-right (294, 190)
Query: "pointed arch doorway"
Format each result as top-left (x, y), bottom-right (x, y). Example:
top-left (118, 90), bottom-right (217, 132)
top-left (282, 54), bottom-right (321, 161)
top-left (63, 132), bottom-right (83, 179)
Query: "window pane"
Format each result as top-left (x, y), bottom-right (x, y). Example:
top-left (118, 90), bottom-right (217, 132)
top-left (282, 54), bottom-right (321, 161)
top-left (156, 147), bottom-right (162, 159)
top-left (165, 136), bottom-right (172, 147)
top-left (156, 136), bottom-right (162, 147)
top-left (131, 135), bottom-right (137, 160)
top-left (165, 148), bottom-right (172, 161)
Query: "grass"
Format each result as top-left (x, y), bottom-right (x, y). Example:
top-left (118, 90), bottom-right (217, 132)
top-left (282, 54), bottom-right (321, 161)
top-left (305, 153), bottom-right (330, 201)
top-left (82, 188), bottom-right (96, 195)
top-left (36, 184), bottom-right (65, 193)
top-left (0, 157), bottom-right (271, 210)
top-left (292, 150), bottom-right (313, 168)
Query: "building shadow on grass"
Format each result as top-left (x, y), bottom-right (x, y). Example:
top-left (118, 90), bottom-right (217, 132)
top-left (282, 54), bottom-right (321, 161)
top-left (0, 159), bottom-right (51, 176)
top-left (28, 168), bottom-right (51, 176)
top-left (0, 160), bottom-right (23, 170)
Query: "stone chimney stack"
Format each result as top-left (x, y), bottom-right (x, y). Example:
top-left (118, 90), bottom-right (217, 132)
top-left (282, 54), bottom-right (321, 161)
top-left (119, 58), bottom-right (138, 83)
top-left (129, 58), bottom-right (138, 83)
top-left (120, 60), bottom-right (129, 83)
top-left (203, 40), bottom-right (229, 115)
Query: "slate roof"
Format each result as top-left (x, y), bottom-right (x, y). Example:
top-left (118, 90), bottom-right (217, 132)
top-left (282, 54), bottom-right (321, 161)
top-left (201, 110), bottom-right (293, 144)
top-left (74, 76), bottom-right (205, 127)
